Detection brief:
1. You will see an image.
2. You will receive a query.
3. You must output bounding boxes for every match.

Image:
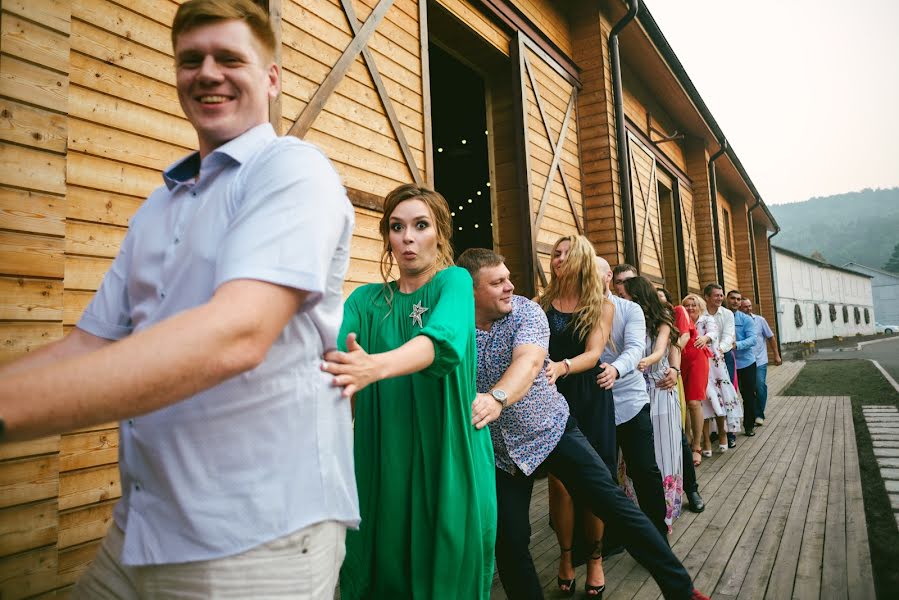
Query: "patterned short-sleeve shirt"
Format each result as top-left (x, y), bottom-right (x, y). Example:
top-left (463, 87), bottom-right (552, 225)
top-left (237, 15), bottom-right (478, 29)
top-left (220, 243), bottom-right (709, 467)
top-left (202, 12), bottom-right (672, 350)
top-left (476, 295), bottom-right (569, 476)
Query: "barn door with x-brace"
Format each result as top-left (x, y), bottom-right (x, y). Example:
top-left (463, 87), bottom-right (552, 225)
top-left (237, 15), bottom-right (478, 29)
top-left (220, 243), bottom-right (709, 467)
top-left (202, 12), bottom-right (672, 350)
top-left (512, 32), bottom-right (583, 294)
top-left (627, 134), bottom-right (665, 282)
top-left (280, 0), bottom-right (429, 196)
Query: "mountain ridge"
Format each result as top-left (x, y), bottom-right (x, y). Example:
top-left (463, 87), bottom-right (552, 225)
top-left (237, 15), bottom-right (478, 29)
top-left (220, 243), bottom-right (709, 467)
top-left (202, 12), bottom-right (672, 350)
top-left (768, 187), bottom-right (899, 270)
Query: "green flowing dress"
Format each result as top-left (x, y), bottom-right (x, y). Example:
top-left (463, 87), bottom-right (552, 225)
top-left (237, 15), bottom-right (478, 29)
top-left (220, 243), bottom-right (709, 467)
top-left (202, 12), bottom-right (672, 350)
top-left (339, 266), bottom-right (497, 599)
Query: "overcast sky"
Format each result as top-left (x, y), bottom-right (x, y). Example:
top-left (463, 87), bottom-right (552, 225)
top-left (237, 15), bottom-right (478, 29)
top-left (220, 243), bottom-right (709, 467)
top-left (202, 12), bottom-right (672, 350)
top-left (645, 0), bottom-right (899, 205)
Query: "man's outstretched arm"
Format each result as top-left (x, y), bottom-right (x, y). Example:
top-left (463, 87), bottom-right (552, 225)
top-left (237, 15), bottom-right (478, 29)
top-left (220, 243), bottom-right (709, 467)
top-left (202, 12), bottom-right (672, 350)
top-left (0, 279), bottom-right (306, 442)
top-left (0, 328), bottom-right (113, 378)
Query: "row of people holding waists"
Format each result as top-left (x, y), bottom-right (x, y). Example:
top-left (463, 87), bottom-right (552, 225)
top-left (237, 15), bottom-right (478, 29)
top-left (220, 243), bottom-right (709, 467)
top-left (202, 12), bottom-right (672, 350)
top-left (329, 186), bottom-right (778, 599)
top-left (326, 185), bottom-right (711, 599)
top-left (0, 0), bottom-right (766, 597)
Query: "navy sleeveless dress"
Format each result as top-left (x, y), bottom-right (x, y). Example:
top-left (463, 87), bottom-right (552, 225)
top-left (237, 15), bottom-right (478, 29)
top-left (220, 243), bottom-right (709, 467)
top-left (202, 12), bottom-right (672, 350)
top-left (547, 307), bottom-right (617, 477)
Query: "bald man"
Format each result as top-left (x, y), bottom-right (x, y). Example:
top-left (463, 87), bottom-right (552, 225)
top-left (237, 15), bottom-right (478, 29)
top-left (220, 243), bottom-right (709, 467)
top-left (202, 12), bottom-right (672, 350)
top-left (594, 257), bottom-right (668, 537)
top-left (738, 298), bottom-right (781, 425)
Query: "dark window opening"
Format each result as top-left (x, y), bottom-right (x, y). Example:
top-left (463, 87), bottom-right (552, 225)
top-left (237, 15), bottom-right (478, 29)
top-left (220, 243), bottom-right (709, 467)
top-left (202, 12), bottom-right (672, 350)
top-left (722, 207), bottom-right (733, 258)
top-left (429, 44), bottom-right (492, 257)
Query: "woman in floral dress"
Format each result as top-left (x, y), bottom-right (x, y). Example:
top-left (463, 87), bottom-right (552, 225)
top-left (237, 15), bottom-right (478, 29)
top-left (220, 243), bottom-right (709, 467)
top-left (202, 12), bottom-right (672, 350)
top-left (620, 276), bottom-right (683, 532)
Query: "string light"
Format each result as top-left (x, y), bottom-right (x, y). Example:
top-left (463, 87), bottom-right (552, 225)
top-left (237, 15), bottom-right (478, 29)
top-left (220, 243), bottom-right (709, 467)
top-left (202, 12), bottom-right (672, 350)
top-left (458, 226), bottom-right (463, 231)
top-left (474, 224), bottom-right (479, 229)
top-left (461, 139), bottom-right (467, 144)
top-left (486, 182), bottom-right (491, 187)
top-left (467, 198), bottom-right (472, 203)
top-left (437, 147), bottom-right (443, 153)
top-left (476, 191), bottom-right (481, 196)
top-left (458, 205), bottom-right (463, 210)
top-left (451, 212), bottom-right (455, 217)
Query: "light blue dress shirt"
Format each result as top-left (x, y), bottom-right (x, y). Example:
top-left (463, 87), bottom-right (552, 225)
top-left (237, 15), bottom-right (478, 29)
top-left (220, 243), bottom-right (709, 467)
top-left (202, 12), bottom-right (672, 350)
top-left (78, 123), bottom-right (360, 566)
top-left (733, 309), bottom-right (757, 369)
top-left (601, 294), bottom-right (648, 426)
top-left (751, 314), bottom-right (774, 366)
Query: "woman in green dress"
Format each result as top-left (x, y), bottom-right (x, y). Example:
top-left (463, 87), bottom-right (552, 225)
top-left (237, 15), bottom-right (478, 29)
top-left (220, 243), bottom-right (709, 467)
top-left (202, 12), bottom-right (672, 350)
top-left (323, 183), bottom-right (496, 599)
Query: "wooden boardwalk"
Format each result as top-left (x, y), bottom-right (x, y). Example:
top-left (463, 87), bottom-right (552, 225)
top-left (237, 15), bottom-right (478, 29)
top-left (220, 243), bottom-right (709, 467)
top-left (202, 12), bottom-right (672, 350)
top-left (490, 362), bottom-right (877, 599)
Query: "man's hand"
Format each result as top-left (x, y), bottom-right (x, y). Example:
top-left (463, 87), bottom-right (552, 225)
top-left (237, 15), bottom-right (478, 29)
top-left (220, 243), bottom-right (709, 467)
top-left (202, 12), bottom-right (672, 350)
top-left (544, 360), bottom-right (568, 385)
top-left (772, 355), bottom-right (783, 366)
top-left (657, 367), bottom-right (678, 390)
top-left (694, 335), bottom-right (710, 349)
top-left (322, 333), bottom-right (382, 398)
top-left (471, 392), bottom-right (502, 430)
top-left (596, 362), bottom-right (618, 390)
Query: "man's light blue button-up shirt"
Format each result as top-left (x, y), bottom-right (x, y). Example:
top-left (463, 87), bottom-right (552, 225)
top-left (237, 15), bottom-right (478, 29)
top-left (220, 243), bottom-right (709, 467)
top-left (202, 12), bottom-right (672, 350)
top-left (78, 124), bottom-right (360, 566)
top-left (733, 309), bottom-right (757, 369)
top-left (601, 294), bottom-right (648, 426)
top-left (751, 314), bottom-right (775, 366)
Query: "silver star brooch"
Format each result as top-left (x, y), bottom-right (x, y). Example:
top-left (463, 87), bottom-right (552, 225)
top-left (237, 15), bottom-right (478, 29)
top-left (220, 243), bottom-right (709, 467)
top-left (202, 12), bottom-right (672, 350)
top-left (409, 301), bottom-right (429, 328)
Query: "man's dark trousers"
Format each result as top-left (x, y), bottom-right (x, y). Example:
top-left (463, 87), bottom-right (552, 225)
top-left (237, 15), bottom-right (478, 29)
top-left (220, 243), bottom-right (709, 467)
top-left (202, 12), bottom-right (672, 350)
top-left (494, 417), bottom-right (693, 600)
top-left (681, 430), bottom-right (697, 495)
top-left (737, 361), bottom-right (757, 433)
top-left (616, 404), bottom-right (668, 537)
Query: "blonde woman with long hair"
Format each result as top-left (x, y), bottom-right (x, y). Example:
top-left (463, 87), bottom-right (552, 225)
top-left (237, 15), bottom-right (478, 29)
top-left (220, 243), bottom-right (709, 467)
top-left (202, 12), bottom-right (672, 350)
top-left (538, 235), bottom-right (614, 597)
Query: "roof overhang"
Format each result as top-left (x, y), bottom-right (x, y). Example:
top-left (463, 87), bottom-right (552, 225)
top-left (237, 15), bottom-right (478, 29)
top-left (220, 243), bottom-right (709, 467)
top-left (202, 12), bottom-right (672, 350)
top-left (598, 0), bottom-right (779, 232)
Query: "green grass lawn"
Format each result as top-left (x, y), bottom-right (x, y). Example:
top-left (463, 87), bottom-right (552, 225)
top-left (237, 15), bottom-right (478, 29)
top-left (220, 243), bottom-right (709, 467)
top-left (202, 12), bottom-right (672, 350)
top-left (784, 359), bottom-right (899, 599)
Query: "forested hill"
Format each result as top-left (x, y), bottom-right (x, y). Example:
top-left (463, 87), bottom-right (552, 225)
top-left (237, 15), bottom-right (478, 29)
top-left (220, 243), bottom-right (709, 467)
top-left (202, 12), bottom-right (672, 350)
top-left (768, 187), bottom-right (899, 269)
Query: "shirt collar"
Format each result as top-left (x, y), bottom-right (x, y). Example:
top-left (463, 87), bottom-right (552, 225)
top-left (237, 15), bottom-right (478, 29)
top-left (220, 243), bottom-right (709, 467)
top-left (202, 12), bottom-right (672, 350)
top-left (163, 123), bottom-right (277, 190)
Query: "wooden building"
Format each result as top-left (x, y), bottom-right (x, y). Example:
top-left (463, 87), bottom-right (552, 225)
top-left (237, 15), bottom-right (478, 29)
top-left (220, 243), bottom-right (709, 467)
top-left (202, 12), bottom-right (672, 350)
top-left (0, 0), bottom-right (779, 595)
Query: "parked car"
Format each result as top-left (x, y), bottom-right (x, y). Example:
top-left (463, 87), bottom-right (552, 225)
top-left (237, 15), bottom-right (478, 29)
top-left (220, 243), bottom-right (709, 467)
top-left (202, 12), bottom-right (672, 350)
top-left (875, 322), bottom-right (898, 335)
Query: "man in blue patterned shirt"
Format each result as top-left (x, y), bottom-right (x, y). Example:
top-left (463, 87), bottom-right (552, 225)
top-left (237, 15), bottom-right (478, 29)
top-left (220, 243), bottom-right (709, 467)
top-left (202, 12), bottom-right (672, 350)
top-left (459, 248), bottom-right (706, 600)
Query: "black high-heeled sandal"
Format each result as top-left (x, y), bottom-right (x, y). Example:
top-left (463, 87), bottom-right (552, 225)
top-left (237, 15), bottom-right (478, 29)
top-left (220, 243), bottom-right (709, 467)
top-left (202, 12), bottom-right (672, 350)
top-left (557, 546), bottom-right (576, 596)
top-left (585, 540), bottom-right (605, 597)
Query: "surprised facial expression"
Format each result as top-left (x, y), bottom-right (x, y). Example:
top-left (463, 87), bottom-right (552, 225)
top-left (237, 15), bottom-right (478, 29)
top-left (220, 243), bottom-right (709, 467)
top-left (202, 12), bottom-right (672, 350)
top-left (387, 199), bottom-right (439, 277)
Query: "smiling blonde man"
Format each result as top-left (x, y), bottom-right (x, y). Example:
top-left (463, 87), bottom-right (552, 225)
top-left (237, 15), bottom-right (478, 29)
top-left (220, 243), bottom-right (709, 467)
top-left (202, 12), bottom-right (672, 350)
top-left (0, 1), bottom-right (358, 597)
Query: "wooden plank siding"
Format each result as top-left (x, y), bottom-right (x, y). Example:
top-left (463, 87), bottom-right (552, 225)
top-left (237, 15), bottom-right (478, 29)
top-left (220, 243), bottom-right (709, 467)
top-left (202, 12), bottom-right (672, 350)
top-left (677, 183), bottom-right (703, 294)
top-left (435, 0), bottom-right (510, 56)
top-left (626, 134), bottom-right (664, 281)
top-left (730, 195), bottom-right (756, 298)
top-left (509, 0), bottom-right (572, 59)
top-left (518, 37), bottom-right (583, 287)
top-left (279, 0), bottom-right (428, 289)
top-left (753, 222), bottom-right (779, 341)
top-left (573, 4), bottom-right (624, 264)
top-left (620, 63), bottom-right (688, 174)
top-left (684, 137), bottom-right (718, 287)
top-left (489, 68), bottom-right (527, 289)
top-left (717, 192), bottom-right (739, 291)
top-left (0, 0), bottom-right (71, 595)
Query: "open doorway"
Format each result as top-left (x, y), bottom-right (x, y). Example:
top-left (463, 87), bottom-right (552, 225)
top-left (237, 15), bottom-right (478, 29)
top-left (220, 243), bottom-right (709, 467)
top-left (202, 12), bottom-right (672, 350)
top-left (429, 44), bottom-right (492, 256)
top-left (427, 2), bottom-right (525, 286)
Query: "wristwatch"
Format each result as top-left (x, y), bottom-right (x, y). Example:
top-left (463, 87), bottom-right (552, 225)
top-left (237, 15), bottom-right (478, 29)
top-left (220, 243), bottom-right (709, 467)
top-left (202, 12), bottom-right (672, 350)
top-left (490, 388), bottom-right (508, 409)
